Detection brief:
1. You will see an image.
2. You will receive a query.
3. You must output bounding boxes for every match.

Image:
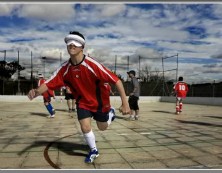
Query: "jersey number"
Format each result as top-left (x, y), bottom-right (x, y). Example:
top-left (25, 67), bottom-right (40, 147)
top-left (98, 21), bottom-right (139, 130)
top-left (179, 85), bottom-right (186, 91)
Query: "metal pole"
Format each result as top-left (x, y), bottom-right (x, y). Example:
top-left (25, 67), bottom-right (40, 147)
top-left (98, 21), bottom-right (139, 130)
top-left (60, 52), bottom-right (62, 66)
top-left (176, 53), bottom-right (178, 82)
top-left (139, 56), bottom-right (141, 78)
top-left (3, 50), bottom-right (6, 95)
top-left (213, 80), bottom-right (215, 97)
top-left (31, 51), bottom-right (33, 88)
top-left (17, 50), bottom-right (21, 94)
top-left (162, 56), bottom-right (165, 96)
top-left (127, 56), bottom-right (129, 72)
top-left (42, 57), bottom-right (46, 77)
top-left (126, 56), bottom-right (130, 95)
top-left (4, 50), bottom-right (6, 61)
top-left (114, 55), bottom-right (117, 74)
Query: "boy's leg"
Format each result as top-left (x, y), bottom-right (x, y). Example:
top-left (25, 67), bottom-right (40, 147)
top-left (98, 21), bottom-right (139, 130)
top-left (96, 106), bottom-right (116, 130)
top-left (134, 98), bottom-right (139, 120)
top-left (80, 118), bottom-right (99, 163)
top-left (179, 100), bottom-right (183, 112)
top-left (107, 107), bottom-right (116, 125)
top-left (78, 110), bottom-right (99, 163)
top-left (129, 110), bottom-right (135, 120)
top-left (135, 110), bottom-right (139, 120)
top-left (72, 99), bottom-right (76, 112)
top-left (44, 98), bottom-right (55, 117)
top-left (175, 98), bottom-right (180, 114)
top-left (128, 96), bottom-right (135, 120)
top-left (67, 99), bottom-right (72, 112)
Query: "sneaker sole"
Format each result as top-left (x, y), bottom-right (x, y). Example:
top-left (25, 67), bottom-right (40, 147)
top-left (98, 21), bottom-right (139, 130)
top-left (85, 154), bottom-right (99, 163)
top-left (47, 115), bottom-right (55, 118)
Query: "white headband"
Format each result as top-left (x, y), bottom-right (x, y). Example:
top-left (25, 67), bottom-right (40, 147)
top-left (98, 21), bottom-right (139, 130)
top-left (64, 34), bottom-right (85, 47)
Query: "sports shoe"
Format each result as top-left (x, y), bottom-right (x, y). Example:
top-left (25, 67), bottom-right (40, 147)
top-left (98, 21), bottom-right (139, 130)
top-left (68, 109), bottom-right (72, 113)
top-left (47, 114), bottom-right (55, 118)
top-left (72, 108), bottom-right (76, 112)
top-left (135, 115), bottom-right (139, 120)
top-left (127, 115), bottom-right (135, 121)
top-left (85, 149), bottom-right (99, 163)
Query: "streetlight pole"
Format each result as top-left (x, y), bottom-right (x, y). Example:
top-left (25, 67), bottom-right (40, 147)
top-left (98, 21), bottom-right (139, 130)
top-left (138, 56), bottom-right (141, 78)
top-left (42, 57), bottom-right (46, 77)
top-left (17, 50), bottom-right (21, 94)
top-left (60, 52), bottom-right (62, 66)
top-left (0, 50), bottom-right (6, 95)
top-left (114, 55), bottom-right (117, 74)
top-left (31, 51), bottom-right (33, 88)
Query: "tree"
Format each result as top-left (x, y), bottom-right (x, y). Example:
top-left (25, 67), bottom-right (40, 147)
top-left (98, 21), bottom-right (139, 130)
top-left (0, 61), bottom-right (25, 79)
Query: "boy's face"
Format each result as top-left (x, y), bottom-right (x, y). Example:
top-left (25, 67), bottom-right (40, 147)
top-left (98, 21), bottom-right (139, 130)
top-left (128, 73), bottom-right (134, 78)
top-left (67, 44), bottom-right (83, 56)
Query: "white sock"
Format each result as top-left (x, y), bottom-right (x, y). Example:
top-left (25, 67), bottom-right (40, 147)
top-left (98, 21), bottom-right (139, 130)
top-left (83, 130), bottom-right (97, 151)
top-left (107, 107), bottom-right (115, 126)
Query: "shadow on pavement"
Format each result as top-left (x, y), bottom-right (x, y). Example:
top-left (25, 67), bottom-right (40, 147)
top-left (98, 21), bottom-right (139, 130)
top-left (54, 109), bottom-right (69, 112)
top-left (17, 140), bottom-right (89, 157)
top-left (115, 115), bottom-right (126, 120)
top-left (152, 110), bottom-right (174, 114)
top-left (204, 115), bottom-right (222, 119)
top-left (30, 112), bottom-right (49, 117)
top-left (176, 119), bottom-right (222, 127)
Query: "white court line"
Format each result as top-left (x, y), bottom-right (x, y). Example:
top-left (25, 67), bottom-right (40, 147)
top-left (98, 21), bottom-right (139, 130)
top-left (117, 132), bottom-right (152, 136)
top-left (140, 132), bottom-right (152, 135)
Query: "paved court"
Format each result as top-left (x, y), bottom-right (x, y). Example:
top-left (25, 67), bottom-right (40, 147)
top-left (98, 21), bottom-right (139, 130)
top-left (0, 98), bottom-right (222, 169)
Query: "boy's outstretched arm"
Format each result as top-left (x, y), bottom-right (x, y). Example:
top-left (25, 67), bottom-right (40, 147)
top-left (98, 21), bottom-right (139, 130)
top-left (27, 83), bottom-right (48, 100)
top-left (115, 79), bottom-right (130, 115)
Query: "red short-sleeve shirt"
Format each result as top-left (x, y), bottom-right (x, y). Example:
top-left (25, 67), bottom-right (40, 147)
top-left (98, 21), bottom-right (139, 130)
top-left (45, 55), bottom-right (119, 113)
top-left (173, 81), bottom-right (189, 98)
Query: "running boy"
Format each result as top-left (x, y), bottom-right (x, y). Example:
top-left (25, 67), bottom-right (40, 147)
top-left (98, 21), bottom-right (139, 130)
top-left (173, 76), bottom-right (189, 115)
top-left (38, 74), bottom-right (56, 118)
top-left (28, 31), bottom-right (130, 163)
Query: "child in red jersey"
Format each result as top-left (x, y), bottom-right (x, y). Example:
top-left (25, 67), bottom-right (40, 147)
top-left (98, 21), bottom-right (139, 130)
top-left (173, 76), bottom-right (189, 115)
top-left (38, 74), bottom-right (56, 118)
top-left (28, 31), bottom-right (130, 163)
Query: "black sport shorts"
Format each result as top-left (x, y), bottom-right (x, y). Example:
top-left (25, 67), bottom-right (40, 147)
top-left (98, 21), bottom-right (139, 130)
top-left (128, 95), bottom-right (139, 110)
top-left (77, 108), bottom-right (109, 122)
top-left (65, 93), bottom-right (74, 100)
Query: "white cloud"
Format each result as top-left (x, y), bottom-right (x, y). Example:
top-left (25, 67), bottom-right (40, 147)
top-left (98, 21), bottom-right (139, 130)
top-left (17, 4), bottom-right (75, 21)
top-left (97, 4), bottom-right (126, 17)
top-left (0, 4), bottom-right (18, 16)
top-left (1, 3), bottom-right (222, 83)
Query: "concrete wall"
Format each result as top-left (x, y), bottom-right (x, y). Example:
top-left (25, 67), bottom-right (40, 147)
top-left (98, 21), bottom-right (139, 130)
top-left (0, 95), bottom-right (222, 106)
top-left (160, 96), bottom-right (222, 106)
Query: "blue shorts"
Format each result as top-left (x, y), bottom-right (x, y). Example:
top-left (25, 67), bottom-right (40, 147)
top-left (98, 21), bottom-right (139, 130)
top-left (77, 108), bottom-right (109, 122)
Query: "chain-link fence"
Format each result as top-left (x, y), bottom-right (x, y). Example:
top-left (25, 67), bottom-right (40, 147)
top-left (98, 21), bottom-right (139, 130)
top-left (1, 50), bottom-right (222, 97)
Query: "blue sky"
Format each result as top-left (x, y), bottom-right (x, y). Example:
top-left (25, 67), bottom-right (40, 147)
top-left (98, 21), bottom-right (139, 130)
top-left (0, 3), bottom-right (222, 84)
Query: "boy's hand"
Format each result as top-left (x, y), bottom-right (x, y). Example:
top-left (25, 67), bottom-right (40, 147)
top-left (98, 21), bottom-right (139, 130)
top-left (119, 104), bottom-right (130, 115)
top-left (27, 89), bottom-right (39, 100)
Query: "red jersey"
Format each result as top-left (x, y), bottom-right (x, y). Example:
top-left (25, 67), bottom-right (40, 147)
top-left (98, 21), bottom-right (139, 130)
top-left (173, 81), bottom-right (189, 98)
top-left (104, 83), bottom-right (112, 96)
top-left (45, 55), bottom-right (119, 113)
top-left (38, 78), bottom-right (55, 98)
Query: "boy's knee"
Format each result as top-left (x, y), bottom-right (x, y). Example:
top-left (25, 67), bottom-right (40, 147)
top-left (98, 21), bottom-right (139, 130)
top-left (97, 122), bottom-right (108, 131)
top-left (98, 126), bottom-right (107, 131)
top-left (81, 125), bottom-right (91, 133)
